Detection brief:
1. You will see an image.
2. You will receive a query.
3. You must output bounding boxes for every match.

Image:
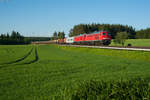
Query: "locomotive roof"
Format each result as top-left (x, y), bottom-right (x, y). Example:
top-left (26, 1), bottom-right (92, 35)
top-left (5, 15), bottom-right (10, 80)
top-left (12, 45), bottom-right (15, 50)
top-left (75, 31), bottom-right (108, 37)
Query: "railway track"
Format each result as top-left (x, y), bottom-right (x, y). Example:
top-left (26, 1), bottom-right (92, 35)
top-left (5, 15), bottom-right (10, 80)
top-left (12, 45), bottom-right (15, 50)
top-left (61, 45), bottom-right (150, 52)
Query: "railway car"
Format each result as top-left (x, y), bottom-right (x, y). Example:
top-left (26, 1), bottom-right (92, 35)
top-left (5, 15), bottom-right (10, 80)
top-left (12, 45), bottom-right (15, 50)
top-left (58, 38), bottom-right (66, 44)
top-left (66, 37), bottom-right (74, 44)
top-left (74, 31), bottom-right (111, 45)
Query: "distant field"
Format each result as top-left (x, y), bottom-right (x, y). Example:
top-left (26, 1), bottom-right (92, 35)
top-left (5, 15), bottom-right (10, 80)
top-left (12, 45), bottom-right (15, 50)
top-left (0, 45), bottom-right (150, 99)
top-left (110, 39), bottom-right (150, 47)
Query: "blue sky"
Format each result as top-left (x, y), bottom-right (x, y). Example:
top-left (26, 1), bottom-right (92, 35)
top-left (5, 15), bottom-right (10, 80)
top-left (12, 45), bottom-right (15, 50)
top-left (0, 0), bottom-right (150, 37)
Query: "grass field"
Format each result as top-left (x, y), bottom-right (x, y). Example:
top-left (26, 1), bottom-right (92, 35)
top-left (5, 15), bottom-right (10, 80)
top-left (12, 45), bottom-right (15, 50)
top-left (110, 39), bottom-right (150, 47)
top-left (0, 44), bottom-right (150, 99)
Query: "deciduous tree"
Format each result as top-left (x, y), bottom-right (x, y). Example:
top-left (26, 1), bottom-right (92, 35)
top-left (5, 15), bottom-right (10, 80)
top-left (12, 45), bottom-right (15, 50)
top-left (114, 32), bottom-right (128, 46)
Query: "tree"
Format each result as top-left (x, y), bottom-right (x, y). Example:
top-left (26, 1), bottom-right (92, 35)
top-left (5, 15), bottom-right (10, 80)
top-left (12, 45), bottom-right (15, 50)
top-left (53, 31), bottom-right (58, 40)
top-left (11, 31), bottom-right (17, 39)
top-left (58, 32), bottom-right (65, 39)
top-left (6, 33), bottom-right (9, 39)
top-left (114, 32), bottom-right (128, 46)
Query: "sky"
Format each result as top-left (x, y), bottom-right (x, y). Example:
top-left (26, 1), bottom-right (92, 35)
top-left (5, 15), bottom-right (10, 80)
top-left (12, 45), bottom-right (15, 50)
top-left (0, 0), bottom-right (150, 37)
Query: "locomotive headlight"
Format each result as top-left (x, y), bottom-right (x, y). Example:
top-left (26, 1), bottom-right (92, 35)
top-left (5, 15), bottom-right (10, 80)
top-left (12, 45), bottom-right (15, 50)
top-left (103, 38), bottom-right (110, 40)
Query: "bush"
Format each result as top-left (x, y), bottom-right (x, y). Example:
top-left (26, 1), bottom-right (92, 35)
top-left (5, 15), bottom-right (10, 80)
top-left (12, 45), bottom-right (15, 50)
top-left (114, 32), bottom-right (128, 46)
top-left (127, 43), bottom-right (132, 47)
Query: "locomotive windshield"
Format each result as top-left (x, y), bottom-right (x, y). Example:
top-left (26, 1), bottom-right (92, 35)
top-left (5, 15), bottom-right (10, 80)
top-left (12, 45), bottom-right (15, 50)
top-left (102, 33), bottom-right (106, 35)
top-left (108, 33), bottom-right (111, 35)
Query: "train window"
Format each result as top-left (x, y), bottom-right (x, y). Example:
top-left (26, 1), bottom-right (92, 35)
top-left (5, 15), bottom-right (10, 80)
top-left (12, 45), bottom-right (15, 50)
top-left (108, 33), bottom-right (111, 35)
top-left (103, 33), bottom-right (106, 35)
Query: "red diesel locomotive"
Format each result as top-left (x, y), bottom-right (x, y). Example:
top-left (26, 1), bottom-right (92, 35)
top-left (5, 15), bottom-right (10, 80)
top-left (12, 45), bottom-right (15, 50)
top-left (74, 31), bottom-right (111, 45)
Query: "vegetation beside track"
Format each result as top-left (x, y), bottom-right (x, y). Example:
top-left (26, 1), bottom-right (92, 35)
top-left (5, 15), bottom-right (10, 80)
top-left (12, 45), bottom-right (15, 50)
top-left (110, 39), bottom-right (150, 47)
top-left (1, 45), bottom-right (150, 99)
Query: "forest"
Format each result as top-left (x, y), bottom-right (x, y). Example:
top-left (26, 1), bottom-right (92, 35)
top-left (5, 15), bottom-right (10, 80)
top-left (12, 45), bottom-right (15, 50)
top-left (68, 24), bottom-right (150, 39)
top-left (0, 31), bottom-right (30, 45)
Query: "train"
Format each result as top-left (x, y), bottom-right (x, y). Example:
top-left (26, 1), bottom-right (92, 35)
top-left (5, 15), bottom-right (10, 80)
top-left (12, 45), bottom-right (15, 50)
top-left (58, 31), bottom-right (111, 45)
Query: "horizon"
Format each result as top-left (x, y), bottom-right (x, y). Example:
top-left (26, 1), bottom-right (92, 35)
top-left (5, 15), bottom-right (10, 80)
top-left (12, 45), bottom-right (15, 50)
top-left (0, 0), bottom-right (150, 37)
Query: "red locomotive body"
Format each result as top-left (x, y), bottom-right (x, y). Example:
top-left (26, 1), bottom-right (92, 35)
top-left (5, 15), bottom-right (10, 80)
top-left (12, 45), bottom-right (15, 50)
top-left (74, 34), bottom-right (86, 42)
top-left (74, 31), bottom-right (111, 45)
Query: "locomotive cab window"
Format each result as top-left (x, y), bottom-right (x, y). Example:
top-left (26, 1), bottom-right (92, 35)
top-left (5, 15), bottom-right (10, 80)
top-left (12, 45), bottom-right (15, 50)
top-left (103, 33), bottom-right (106, 35)
top-left (108, 33), bottom-right (111, 35)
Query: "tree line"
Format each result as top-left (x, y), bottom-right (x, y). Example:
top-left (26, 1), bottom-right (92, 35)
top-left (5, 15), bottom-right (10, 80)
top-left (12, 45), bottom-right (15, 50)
top-left (136, 28), bottom-right (150, 39)
top-left (50, 24), bottom-right (150, 40)
top-left (26, 37), bottom-right (50, 42)
top-left (1, 24), bottom-right (149, 45)
top-left (51, 31), bottom-right (65, 40)
top-left (68, 24), bottom-right (136, 39)
top-left (0, 31), bottom-right (30, 45)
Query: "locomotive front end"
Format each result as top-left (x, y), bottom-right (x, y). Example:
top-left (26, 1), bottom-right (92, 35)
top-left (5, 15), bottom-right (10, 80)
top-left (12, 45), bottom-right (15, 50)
top-left (102, 32), bottom-right (111, 45)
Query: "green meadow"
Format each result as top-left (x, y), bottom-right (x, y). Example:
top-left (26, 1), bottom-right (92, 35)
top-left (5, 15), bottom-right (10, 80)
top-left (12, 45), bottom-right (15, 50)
top-left (110, 39), bottom-right (150, 47)
top-left (0, 45), bottom-right (150, 99)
